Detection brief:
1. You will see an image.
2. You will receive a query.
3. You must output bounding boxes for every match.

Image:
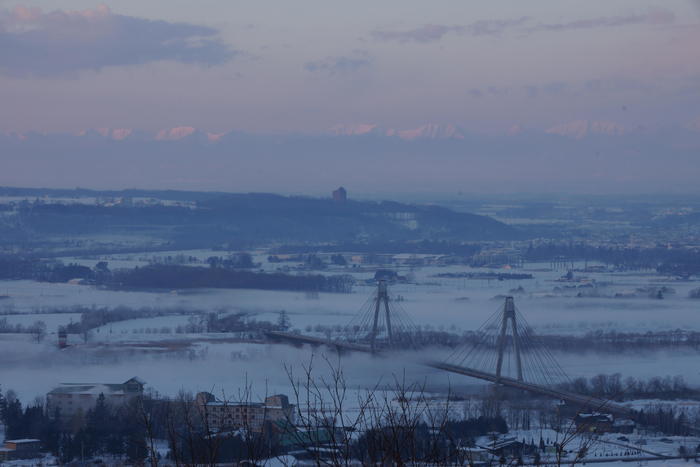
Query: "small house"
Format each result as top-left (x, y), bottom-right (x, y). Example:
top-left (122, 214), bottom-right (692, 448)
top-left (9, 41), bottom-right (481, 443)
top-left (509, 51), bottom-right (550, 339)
top-left (574, 413), bottom-right (614, 433)
top-left (0, 439), bottom-right (41, 460)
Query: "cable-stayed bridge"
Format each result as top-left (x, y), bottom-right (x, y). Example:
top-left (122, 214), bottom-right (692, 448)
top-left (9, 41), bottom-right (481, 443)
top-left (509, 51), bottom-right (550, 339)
top-left (442, 296), bottom-right (568, 386)
top-left (266, 279), bottom-right (416, 352)
top-left (427, 297), bottom-right (635, 417)
top-left (266, 283), bottom-right (636, 416)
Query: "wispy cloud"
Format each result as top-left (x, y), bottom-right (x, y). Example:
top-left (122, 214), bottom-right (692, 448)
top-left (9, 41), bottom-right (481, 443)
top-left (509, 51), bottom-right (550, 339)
top-left (371, 18), bottom-right (529, 43)
top-left (524, 82), bottom-right (568, 98)
top-left (372, 8), bottom-right (675, 44)
top-left (526, 8), bottom-right (675, 33)
top-left (0, 4), bottom-right (235, 76)
top-left (468, 81), bottom-right (568, 99)
top-left (304, 51), bottom-right (371, 75)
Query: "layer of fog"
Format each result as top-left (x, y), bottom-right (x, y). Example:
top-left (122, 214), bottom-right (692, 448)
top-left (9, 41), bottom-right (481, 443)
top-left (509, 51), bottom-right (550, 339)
top-left (2, 334), bottom-right (699, 405)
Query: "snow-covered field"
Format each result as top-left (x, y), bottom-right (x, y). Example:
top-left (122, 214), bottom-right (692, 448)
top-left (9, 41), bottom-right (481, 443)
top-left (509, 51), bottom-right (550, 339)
top-left (1, 259), bottom-right (699, 411)
top-left (506, 426), bottom-right (700, 464)
top-left (1, 260), bottom-right (699, 335)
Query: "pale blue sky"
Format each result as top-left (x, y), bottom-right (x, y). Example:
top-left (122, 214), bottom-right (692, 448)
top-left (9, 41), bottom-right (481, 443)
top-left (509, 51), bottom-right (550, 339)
top-left (1, 0), bottom-right (698, 133)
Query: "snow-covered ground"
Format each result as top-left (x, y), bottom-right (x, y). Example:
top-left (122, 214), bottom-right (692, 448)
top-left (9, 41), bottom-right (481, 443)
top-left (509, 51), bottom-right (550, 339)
top-left (1, 259), bottom-right (699, 412)
top-left (1, 260), bottom-right (699, 335)
top-left (506, 425), bottom-right (700, 464)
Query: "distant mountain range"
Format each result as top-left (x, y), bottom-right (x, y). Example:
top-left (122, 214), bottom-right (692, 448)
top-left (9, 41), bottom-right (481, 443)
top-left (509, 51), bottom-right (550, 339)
top-left (1, 120), bottom-right (699, 193)
top-left (544, 120), bottom-right (627, 139)
top-left (6, 118), bottom-right (699, 143)
top-left (329, 123), bottom-right (466, 140)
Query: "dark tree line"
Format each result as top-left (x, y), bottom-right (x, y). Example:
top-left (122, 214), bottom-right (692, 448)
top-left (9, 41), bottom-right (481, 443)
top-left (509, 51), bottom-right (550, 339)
top-left (351, 417), bottom-right (508, 465)
top-left (0, 256), bottom-right (97, 283)
top-left (0, 255), bottom-right (354, 293)
top-left (0, 318), bottom-right (46, 341)
top-left (204, 311), bottom-right (283, 334)
top-left (0, 391), bottom-right (146, 464)
top-left (636, 407), bottom-right (695, 436)
top-left (110, 264), bottom-right (354, 293)
top-left (206, 252), bottom-right (256, 269)
top-left (273, 240), bottom-right (484, 257)
top-left (433, 271), bottom-right (533, 280)
top-left (559, 373), bottom-right (698, 401)
top-left (0, 255), bottom-right (38, 279)
top-left (540, 329), bottom-right (700, 352)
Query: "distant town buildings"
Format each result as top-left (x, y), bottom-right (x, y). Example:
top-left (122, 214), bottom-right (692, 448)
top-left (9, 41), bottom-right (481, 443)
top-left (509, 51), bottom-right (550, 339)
top-left (332, 186), bottom-right (347, 202)
top-left (46, 377), bottom-right (145, 422)
top-left (196, 392), bottom-right (294, 432)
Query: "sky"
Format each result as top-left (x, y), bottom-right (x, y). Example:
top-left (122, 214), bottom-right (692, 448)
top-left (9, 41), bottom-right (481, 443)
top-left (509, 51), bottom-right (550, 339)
top-left (1, 0), bottom-right (699, 134)
top-left (0, 0), bottom-right (699, 193)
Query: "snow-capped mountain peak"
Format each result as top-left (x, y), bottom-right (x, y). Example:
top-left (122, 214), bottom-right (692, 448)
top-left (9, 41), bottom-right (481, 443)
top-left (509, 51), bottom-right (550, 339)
top-left (155, 126), bottom-right (197, 141)
top-left (329, 123), bottom-right (464, 140)
top-left (546, 120), bottom-right (626, 139)
top-left (329, 123), bottom-right (382, 136)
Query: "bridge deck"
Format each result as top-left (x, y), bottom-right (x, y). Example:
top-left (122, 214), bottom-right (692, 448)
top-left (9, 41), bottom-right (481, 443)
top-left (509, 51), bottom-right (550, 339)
top-left (264, 331), bottom-right (373, 353)
top-left (428, 361), bottom-right (636, 417)
top-left (265, 332), bottom-right (637, 418)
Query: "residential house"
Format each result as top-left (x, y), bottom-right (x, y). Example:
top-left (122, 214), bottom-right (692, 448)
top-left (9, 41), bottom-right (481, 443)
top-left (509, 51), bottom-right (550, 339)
top-left (46, 377), bottom-right (145, 422)
top-left (0, 439), bottom-right (41, 461)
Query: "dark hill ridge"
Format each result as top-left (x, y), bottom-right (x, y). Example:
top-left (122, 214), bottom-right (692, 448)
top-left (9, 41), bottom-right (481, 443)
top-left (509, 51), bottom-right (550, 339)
top-left (197, 193), bottom-right (520, 242)
top-left (2, 189), bottom-right (522, 249)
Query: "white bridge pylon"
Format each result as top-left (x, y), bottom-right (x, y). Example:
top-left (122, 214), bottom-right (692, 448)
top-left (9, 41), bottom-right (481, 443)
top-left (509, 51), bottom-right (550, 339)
top-left (496, 296), bottom-right (522, 383)
top-left (443, 296), bottom-right (569, 388)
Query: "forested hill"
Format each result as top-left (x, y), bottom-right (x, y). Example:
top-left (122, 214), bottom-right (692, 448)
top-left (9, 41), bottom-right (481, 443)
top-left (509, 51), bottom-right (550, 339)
top-left (2, 191), bottom-right (522, 250)
top-left (197, 194), bottom-right (520, 242)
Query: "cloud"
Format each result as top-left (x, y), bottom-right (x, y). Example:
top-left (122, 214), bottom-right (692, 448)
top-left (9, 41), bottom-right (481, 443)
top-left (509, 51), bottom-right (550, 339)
top-left (584, 77), bottom-right (654, 94)
top-left (371, 8), bottom-right (675, 44)
top-left (487, 86), bottom-right (509, 96)
top-left (371, 17), bottom-right (529, 43)
top-left (526, 8), bottom-right (675, 33)
top-left (523, 82), bottom-right (568, 98)
top-left (542, 82), bottom-right (567, 94)
top-left (304, 51), bottom-right (371, 75)
top-left (372, 24), bottom-right (459, 43)
top-left (524, 85), bottom-right (539, 98)
top-left (0, 4), bottom-right (235, 76)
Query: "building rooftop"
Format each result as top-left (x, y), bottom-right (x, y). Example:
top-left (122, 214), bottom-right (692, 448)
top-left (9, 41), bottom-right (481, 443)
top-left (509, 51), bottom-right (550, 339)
top-left (577, 412), bottom-right (613, 421)
top-left (48, 377), bottom-right (144, 396)
top-left (204, 401), bottom-right (265, 408)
